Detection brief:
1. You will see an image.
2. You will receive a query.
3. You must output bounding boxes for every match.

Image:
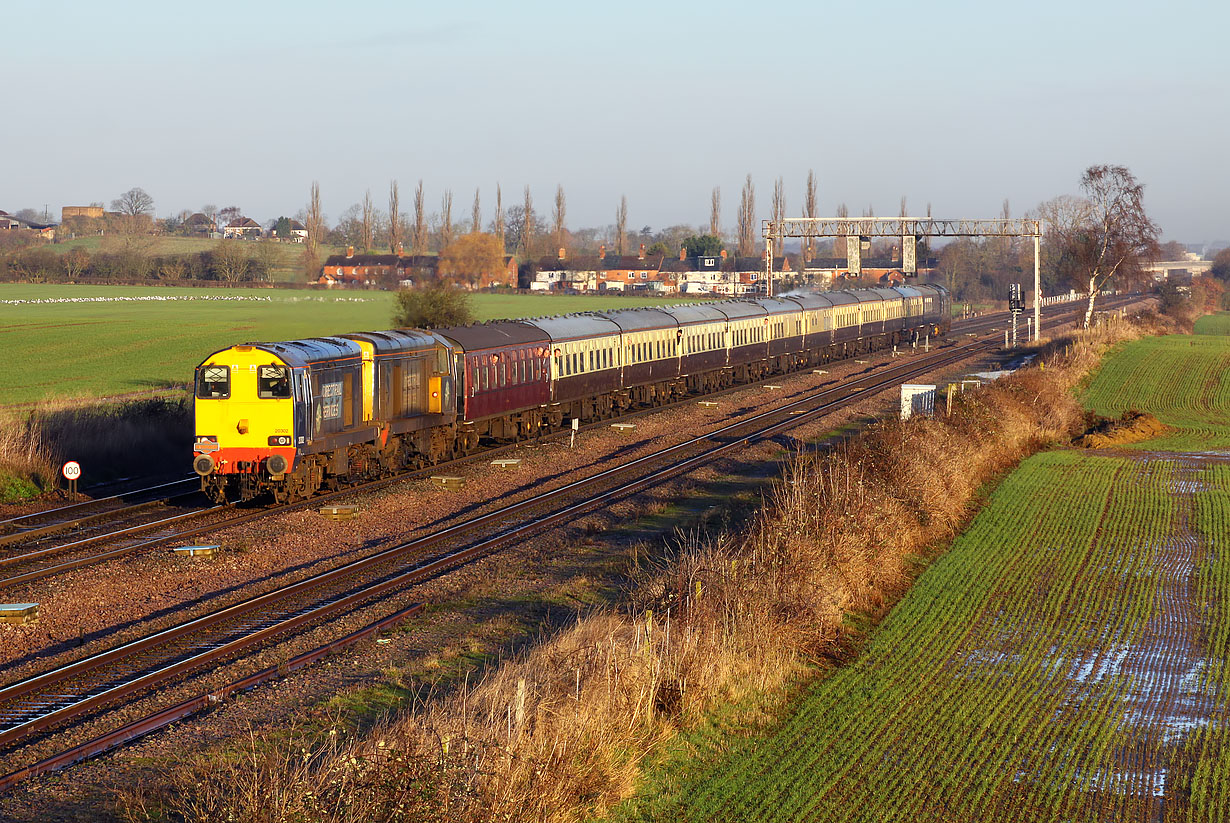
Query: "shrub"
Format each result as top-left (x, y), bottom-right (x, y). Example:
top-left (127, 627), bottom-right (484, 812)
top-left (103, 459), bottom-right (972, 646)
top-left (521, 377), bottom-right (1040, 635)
top-left (393, 285), bottom-right (474, 329)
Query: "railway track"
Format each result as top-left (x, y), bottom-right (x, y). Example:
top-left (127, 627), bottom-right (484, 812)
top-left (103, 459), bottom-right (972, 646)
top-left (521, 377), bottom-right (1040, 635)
top-left (0, 333), bottom-right (1004, 786)
top-left (0, 295), bottom-right (1139, 790)
top-left (0, 297), bottom-right (1111, 593)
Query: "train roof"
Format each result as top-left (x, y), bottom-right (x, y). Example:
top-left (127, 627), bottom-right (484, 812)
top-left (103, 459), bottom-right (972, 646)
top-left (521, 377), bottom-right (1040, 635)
top-left (746, 297), bottom-right (799, 316)
top-left (523, 313), bottom-right (621, 342)
top-left (590, 306), bottom-right (679, 333)
top-left (659, 303), bottom-right (731, 325)
top-left (198, 336), bottom-right (364, 369)
top-left (779, 292), bottom-right (835, 310)
top-left (341, 329), bottom-right (441, 355)
top-left (432, 320), bottom-right (549, 353)
top-left (712, 300), bottom-right (766, 321)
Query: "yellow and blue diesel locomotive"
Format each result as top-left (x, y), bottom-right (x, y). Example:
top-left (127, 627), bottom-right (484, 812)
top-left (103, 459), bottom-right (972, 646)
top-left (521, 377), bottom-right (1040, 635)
top-left (192, 284), bottom-right (949, 502)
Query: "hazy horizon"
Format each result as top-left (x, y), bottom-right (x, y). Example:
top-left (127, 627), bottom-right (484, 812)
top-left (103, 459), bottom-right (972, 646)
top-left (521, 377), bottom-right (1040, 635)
top-left (5, 0), bottom-right (1227, 243)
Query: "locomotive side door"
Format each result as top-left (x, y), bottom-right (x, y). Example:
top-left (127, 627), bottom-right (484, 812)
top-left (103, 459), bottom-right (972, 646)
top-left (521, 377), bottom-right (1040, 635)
top-left (293, 368), bottom-right (312, 446)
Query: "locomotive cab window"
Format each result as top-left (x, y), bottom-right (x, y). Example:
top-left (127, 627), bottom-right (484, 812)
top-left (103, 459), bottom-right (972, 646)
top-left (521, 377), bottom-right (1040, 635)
top-left (197, 365), bottom-right (230, 399)
top-left (257, 366), bottom-right (291, 399)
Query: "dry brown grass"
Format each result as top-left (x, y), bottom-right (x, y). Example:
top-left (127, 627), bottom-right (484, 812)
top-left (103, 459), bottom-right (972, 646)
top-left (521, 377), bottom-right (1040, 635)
top-left (0, 409), bottom-right (58, 501)
top-left (124, 320), bottom-right (1151, 823)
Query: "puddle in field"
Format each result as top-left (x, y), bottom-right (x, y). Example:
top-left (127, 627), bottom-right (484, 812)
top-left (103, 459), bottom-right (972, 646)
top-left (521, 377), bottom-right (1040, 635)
top-left (966, 452), bottom-right (1229, 815)
top-left (1068, 456), bottom-right (1223, 813)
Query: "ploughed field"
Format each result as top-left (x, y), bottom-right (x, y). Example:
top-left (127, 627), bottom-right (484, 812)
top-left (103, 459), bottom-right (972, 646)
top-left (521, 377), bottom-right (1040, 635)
top-left (649, 316), bottom-right (1230, 822)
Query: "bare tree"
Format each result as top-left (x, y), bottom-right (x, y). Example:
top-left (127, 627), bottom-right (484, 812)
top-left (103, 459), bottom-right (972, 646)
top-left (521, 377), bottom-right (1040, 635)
top-left (835, 202), bottom-right (849, 257)
top-left (111, 187), bottom-right (154, 216)
top-left (616, 195), bottom-right (628, 256)
top-left (521, 186), bottom-right (534, 260)
top-left (412, 181), bottom-right (426, 253)
top-left (212, 240), bottom-right (250, 282)
top-left (218, 206), bottom-right (243, 229)
top-left (1055, 165), bottom-right (1159, 326)
top-left (388, 180), bottom-right (402, 253)
top-left (772, 177), bottom-right (785, 225)
top-left (710, 187), bottom-right (721, 238)
top-left (769, 177), bottom-right (785, 264)
top-left (439, 190), bottom-right (454, 250)
top-left (471, 188), bottom-right (481, 234)
top-left (361, 190), bottom-right (374, 252)
top-left (804, 171), bottom-right (817, 260)
top-left (494, 184), bottom-right (505, 251)
top-left (305, 181), bottom-right (323, 260)
top-left (552, 185), bottom-right (567, 251)
top-left (737, 174), bottom-right (755, 257)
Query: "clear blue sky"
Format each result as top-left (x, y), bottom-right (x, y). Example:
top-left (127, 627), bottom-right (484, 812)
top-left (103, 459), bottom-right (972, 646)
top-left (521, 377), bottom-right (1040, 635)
top-left (4, 0), bottom-right (1227, 243)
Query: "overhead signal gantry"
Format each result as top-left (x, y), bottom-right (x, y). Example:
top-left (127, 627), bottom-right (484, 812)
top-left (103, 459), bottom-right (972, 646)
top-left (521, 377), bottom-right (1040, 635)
top-left (762, 217), bottom-right (1044, 336)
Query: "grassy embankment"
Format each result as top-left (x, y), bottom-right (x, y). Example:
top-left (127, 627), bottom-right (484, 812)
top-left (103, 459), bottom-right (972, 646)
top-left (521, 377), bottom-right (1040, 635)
top-left (605, 312), bottom-right (1230, 821)
top-left (120, 311), bottom-right (1170, 820)
top-left (0, 284), bottom-right (708, 500)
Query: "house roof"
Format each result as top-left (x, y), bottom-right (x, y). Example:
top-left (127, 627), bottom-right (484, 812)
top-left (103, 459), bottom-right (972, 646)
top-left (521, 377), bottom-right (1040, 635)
top-left (323, 253), bottom-right (440, 268)
top-left (226, 217), bottom-right (261, 229)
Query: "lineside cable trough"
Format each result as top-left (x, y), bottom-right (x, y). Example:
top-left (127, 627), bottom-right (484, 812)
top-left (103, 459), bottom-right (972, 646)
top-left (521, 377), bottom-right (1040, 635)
top-left (0, 604), bottom-right (38, 625)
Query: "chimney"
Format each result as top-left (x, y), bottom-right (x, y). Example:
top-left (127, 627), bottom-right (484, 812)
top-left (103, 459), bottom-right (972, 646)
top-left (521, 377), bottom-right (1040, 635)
top-left (638, 243), bottom-right (646, 261)
top-left (396, 242), bottom-right (404, 257)
top-left (599, 244), bottom-right (606, 260)
top-left (558, 247), bottom-right (566, 260)
top-left (346, 245), bottom-right (355, 259)
top-left (679, 246), bottom-right (686, 261)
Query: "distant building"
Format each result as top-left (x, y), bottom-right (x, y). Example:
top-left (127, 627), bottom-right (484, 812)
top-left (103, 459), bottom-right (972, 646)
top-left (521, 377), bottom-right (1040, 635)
top-left (1143, 252), bottom-right (1212, 283)
top-left (183, 212), bottom-right (218, 236)
top-left (61, 205), bottom-right (104, 221)
top-left (0, 210), bottom-right (57, 240)
top-left (321, 247), bottom-right (518, 289)
top-left (223, 217), bottom-right (263, 239)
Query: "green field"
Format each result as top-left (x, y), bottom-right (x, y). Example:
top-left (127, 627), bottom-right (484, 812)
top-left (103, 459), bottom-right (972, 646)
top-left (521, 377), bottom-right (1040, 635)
top-left (0, 284), bottom-right (706, 405)
top-left (1194, 311), bottom-right (1230, 337)
top-left (1082, 326), bottom-right (1230, 450)
top-left (626, 448), bottom-right (1228, 821)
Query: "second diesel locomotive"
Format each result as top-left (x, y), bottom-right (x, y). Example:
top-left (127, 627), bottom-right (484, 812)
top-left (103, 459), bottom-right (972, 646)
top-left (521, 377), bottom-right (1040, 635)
top-left (192, 284), bottom-right (949, 502)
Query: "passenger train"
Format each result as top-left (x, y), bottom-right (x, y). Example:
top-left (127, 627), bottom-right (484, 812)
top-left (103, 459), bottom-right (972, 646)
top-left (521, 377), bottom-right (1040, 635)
top-left (192, 284), bottom-right (950, 502)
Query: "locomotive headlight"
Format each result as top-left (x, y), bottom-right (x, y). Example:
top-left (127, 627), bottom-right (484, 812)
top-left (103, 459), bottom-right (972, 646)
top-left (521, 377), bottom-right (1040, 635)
top-left (194, 454), bottom-right (215, 476)
top-left (267, 435), bottom-right (293, 446)
top-left (266, 454), bottom-right (288, 476)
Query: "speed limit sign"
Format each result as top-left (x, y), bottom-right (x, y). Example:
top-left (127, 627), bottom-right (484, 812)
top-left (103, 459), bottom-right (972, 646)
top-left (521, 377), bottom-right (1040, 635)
top-left (62, 461), bottom-right (81, 480)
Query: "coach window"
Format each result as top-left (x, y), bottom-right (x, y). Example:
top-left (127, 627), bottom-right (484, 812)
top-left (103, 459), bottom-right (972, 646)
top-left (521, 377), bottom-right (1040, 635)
top-left (196, 365), bottom-right (230, 399)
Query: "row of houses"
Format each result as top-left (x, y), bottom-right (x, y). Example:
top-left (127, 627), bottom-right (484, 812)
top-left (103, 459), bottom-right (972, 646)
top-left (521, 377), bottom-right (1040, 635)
top-left (319, 245), bottom-right (519, 289)
top-left (179, 213), bottom-right (307, 241)
top-left (318, 242), bottom-right (932, 294)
